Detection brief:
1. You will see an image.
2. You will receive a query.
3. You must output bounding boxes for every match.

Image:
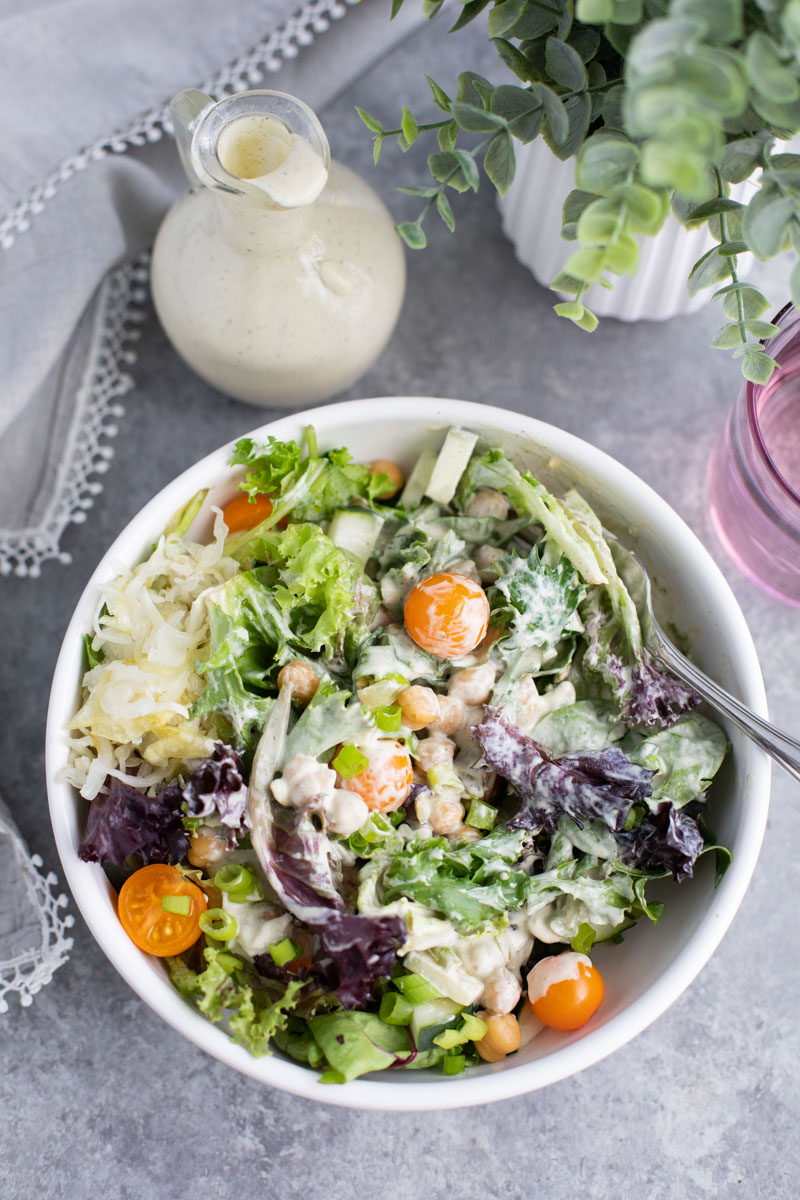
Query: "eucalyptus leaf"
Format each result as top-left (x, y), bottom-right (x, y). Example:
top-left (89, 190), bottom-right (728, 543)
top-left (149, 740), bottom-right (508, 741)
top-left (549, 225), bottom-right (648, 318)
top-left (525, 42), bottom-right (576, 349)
top-left (710, 322), bottom-right (746, 348)
top-left (533, 82), bottom-right (570, 145)
top-left (396, 221), bottom-right (427, 250)
top-left (739, 347), bottom-right (780, 384)
top-left (687, 246), bottom-right (732, 295)
top-left (720, 134), bottom-right (772, 183)
top-left (426, 76), bottom-right (452, 112)
top-left (743, 319), bottom-right (780, 339)
top-left (491, 37), bottom-right (536, 83)
top-left (450, 101), bottom-right (506, 133)
top-left (715, 283), bottom-right (769, 320)
top-left (547, 93), bottom-right (592, 158)
top-left (450, 0), bottom-right (492, 33)
top-left (355, 107), bottom-right (383, 134)
top-left (436, 191), bottom-right (456, 232)
top-left (577, 134), bottom-right (639, 195)
top-left (791, 258), bottom-right (800, 309)
top-left (746, 31), bottom-right (800, 103)
top-left (743, 187), bottom-right (794, 259)
top-left (545, 37), bottom-right (589, 91)
top-left (484, 129), bottom-right (516, 194)
top-left (456, 71), bottom-right (495, 108)
top-left (490, 85), bottom-right (545, 142)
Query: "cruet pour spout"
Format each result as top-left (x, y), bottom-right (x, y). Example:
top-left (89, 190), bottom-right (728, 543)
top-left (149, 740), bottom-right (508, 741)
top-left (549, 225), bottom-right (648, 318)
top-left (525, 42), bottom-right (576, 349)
top-left (169, 88), bottom-right (330, 208)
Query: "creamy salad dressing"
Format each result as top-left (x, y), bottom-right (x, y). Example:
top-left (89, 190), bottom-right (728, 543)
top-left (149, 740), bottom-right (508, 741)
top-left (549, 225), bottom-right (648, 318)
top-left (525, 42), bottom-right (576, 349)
top-left (151, 93), bottom-right (406, 407)
top-left (217, 114), bottom-right (329, 208)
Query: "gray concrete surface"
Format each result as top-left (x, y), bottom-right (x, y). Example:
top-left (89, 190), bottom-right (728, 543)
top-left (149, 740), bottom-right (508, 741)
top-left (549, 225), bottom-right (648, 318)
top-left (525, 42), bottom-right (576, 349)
top-left (1, 15), bottom-right (799, 1200)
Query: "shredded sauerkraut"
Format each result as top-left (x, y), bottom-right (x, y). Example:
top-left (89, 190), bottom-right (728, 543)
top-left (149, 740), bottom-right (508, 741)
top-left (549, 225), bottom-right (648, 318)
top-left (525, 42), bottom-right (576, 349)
top-left (65, 512), bottom-right (239, 799)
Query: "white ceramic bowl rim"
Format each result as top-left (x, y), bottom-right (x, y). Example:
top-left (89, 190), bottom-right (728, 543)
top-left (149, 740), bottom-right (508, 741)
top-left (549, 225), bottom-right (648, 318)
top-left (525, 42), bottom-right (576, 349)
top-left (46, 397), bottom-right (770, 1111)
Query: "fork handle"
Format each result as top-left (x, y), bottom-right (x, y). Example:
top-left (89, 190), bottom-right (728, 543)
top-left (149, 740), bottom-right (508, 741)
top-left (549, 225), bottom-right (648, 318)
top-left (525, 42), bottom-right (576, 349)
top-left (651, 636), bottom-right (800, 785)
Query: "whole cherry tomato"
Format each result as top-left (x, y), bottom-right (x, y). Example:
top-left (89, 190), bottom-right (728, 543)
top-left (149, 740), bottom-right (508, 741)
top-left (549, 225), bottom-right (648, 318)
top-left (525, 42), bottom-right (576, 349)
top-left (404, 572), bottom-right (490, 659)
top-left (340, 740), bottom-right (413, 814)
top-left (117, 863), bottom-right (207, 957)
top-left (527, 952), bottom-right (605, 1031)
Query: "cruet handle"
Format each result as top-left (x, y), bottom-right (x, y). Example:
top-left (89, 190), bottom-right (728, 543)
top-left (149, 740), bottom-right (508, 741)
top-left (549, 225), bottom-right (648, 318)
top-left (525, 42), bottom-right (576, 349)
top-left (169, 89), bottom-right (215, 187)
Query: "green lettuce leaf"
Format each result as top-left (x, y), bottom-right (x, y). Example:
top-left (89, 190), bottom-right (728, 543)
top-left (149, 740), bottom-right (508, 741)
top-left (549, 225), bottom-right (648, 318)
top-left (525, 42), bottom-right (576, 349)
top-left (229, 429), bottom-right (393, 538)
top-left (282, 676), bottom-right (375, 765)
top-left (167, 947), bottom-right (303, 1058)
top-left (627, 713), bottom-right (729, 807)
top-left (308, 1011), bottom-right (411, 1081)
top-left (380, 827), bottom-right (533, 932)
top-left (490, 546), bottom-right (585, 658)
top-left (534, 700), bottom-right (626, 756)
top-left (457, 448), bottom-right (607, 584)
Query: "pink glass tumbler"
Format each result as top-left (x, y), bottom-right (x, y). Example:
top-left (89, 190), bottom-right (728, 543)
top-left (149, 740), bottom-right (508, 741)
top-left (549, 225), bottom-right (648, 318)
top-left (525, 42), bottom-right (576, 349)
top-left (708, 302), bottom-right (800, 606)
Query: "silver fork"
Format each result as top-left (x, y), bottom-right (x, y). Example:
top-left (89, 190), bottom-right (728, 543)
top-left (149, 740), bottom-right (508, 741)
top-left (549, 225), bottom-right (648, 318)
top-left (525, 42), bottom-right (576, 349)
top-left (608, 536), bottom-right (800, 784)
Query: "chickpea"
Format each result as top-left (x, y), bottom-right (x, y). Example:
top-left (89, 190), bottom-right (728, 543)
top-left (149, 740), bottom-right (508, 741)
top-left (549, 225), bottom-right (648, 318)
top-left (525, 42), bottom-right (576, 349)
top-left (465, 489), bottom-right (510, 520)
top-left (474, 544), bottom-right (503, 582)
top-left (427, 792), bottom-right (465, 836)
top-left (187, 826), bottom-right (229, 871)
top-left (446, 558), bottom-right (482, 585)
top-left (397, 685), bottom-right (441, 731)
top-left (369, 459), bottom-right (404, 499)
top-left (481, 967), bottom-right (522, 1015)
top-left (277, 660), bottom-right (319, 705)
top-left (449, 663), bottom-right (496, 706)
top-left (414, 736), bottom-right (455, 772)
top-left (428, 694), bottom-right (464, 736)
top-left (474, 1011), bottom-right (522, 1062)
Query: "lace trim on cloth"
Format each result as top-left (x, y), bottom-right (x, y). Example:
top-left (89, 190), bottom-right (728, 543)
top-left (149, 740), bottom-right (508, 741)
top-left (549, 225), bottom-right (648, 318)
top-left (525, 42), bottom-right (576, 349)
top-left (0, 805), bottom-right (75, 1012)
top-left (0, 0), bottom-right (355, 251)
top-left (0, 258), bottom-right (149, 578)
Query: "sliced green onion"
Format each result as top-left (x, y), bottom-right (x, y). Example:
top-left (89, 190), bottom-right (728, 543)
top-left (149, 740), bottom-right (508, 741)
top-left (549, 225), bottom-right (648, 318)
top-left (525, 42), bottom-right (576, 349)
top-left (213, 863), bottom-right (260, 901)
top-left (394, 972), bottom-right (443, 1004)
top-left (332, 744), bottom-right (370, 779)
top-left (320, 1069), bottom-right (347, 1085)
top-left (161, 894), bottom-right (191, 916)
top-left (442, 1053), bottom-right (466, 1075)
top-left (379, 992), bottom-right (414, 1026)
top-left (434, 1013), bottom-right (487, 1050)
top-left (624, 804), bottom-right (645, 831)
top-left (383, 673), bottom-right (409, 686)
top-left (389, 808), bottom-right (406, 827)
top-left (427, 763), bottom-right (465, 794)
top-left (268, 937), bottom-right (302, 967)
top-left (374, 704), bottom-right (402, 734)
top-left (465, 798), bottom-right (498, 831)
top-left (198, 908), bottom-right (238, 941)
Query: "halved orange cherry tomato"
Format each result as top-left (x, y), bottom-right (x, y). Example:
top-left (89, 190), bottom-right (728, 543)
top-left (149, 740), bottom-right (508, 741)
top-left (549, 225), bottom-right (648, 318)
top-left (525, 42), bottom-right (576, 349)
top-left (341, 740), bottom-right (413, 814)
top-left (117, 864), bottom-right (207, 957)
top-left (222, 491), bottom-right (273, 534)
top-left (404, 572), bottom-right (490, 659)
top-left (527, 953), bottom-right (605, 1031)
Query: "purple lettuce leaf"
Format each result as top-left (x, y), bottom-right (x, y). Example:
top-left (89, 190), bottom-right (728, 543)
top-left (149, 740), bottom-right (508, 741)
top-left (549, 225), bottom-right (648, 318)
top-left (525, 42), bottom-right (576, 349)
top-left (616, 800), bottom-right (704, 882)
top-left (181, 744), bottom-right (249, 829)
top-left (581, 592), bottom-right (699, 729)
top-left (475, 707), bottom-right (654, 834)
top-left (624, 655), bottom-right (700, 729)
top-left (78, 778), bottom-right (189, 868)
top-left (250, 803), bottom-right (406, 1009)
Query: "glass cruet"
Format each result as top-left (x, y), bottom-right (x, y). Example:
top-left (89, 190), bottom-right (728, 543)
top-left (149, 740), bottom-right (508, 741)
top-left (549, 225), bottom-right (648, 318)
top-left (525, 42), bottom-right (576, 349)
top-left (151, 89), bottom-right (406, 408)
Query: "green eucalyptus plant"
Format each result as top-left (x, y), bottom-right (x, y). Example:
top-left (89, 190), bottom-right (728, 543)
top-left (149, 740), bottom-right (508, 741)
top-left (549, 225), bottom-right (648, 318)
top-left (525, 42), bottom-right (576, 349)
top-left (358, 0), bottom-right (800, 382)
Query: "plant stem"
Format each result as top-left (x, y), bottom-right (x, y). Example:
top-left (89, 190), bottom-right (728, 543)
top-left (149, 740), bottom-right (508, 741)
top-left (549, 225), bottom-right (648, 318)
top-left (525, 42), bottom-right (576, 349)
top-left (714, 167), bottom-right (746, 338)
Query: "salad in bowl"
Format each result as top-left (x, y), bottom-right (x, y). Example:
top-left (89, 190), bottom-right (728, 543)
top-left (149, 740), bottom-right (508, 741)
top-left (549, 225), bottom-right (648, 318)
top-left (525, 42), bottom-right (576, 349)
top-left (60, 415), bottom-right (734, 1087)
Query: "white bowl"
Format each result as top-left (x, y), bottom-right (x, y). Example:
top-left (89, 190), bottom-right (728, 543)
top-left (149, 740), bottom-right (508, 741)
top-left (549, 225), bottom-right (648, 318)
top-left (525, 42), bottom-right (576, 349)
top-left (46, 397), bottom-right (770, 1110)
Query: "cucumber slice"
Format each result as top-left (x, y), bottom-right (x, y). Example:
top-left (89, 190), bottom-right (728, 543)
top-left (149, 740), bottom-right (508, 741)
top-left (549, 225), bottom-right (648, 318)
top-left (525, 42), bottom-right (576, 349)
top-left (424, 427), bottom-right (479, 505)
top-left (409, 997), bottom-right (463, 1049)
top-left (400, 448), bottom-right (437, 509)
top-left (327, 509), bottom-right (383, 565)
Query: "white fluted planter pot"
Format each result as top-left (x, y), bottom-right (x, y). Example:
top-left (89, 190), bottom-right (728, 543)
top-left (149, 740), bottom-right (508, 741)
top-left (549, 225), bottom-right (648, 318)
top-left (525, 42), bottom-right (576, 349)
top-left (498, 139), bottom-right (752, 322)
